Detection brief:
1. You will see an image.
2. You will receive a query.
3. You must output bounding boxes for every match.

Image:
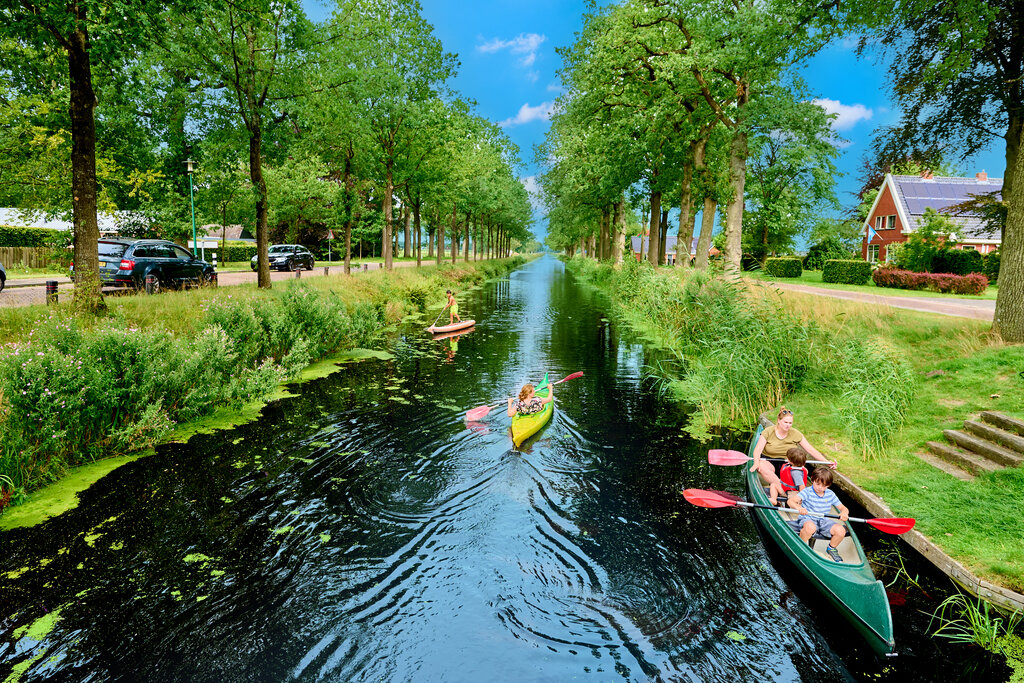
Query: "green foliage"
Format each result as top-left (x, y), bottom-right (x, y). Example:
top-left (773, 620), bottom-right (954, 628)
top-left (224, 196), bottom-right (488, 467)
top-left (822, 259), bottom-right (872, 284)
top-left (985, 250), bottom-right (1001, 284)
top-left (836, 338), bottom-right (915, 459)
top-left (803, 235), bottom-right (855, 270)
top-left (0, 226), bottom-right (57, 247)
top-left (932, 248), bottom-right (984, 275)
top-left (898, 208), bottom-right (955, 272)
top-left (221, 242), bottom-right (258, 263)
top-left (764, 257), bottom-right (802, 277)
top-left (929, 592), bottom-right (1023, 653)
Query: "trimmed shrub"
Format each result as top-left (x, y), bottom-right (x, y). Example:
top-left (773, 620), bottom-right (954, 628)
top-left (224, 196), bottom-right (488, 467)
top-left (932, 248), bottom-right (984, 275)
top-left (872, 268), bottom-right (988, 295)
top-left (822, 259), bottom-right (872, 285)
top-left (984, 251), bottom-right (1000, 284)
top-left (764, 257), bottom-right (802, 278)
top-left (221, 242), bottom-right (258, 262)
top-left (0, 226), bottom-right (58, 247)
top-left (803, 235), bottom-right (854, 270)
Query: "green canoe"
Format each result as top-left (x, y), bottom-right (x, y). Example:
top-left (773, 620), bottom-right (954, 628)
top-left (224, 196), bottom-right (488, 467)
top-left (745, 424), bottom-right (896, 657)
top-left (511, 373), bottom-right (553, 448)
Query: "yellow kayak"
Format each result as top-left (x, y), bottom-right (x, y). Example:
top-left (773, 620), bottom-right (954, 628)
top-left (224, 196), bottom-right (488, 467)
top-left (511, 373), bottom-right (553, 448)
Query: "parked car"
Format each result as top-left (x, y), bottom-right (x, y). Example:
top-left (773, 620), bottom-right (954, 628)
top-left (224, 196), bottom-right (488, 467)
top-left (0, 260), bottom-right (5, 293)
top-left (76, 239), bottom-right (216, 293)
top-left (251, 244), bottom-right (315, 272)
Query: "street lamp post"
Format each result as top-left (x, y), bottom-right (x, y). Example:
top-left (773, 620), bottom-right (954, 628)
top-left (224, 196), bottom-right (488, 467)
top-left (185, 159), bottom-right (197, 254)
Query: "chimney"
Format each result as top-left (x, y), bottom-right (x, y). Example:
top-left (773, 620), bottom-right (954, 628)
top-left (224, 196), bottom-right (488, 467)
top-left (920, 169), bottom-right (934, 180)
top-left (976, 171), bottom-right (988, 181)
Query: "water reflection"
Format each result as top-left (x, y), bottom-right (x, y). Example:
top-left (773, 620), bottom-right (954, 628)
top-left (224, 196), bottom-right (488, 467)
top-left (0, 256), bottom-right (1000, 682)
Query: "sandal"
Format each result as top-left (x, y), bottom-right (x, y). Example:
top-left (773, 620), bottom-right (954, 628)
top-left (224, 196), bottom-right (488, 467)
top-left (826, 546), bottom-right (844, 563)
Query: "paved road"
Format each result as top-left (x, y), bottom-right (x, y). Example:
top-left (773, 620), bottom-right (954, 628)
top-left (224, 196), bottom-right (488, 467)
top-left (765, 281), bottom-right (996, 321)
top-left (0, 259), bottom-right (432, 309)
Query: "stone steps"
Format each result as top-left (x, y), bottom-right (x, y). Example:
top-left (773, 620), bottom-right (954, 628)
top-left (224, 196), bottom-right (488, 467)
top-left (981, 411), bottom-right (1024, 438)
top-left (965, 420), bottom-right (1024, 458)
top-left (917, 449), bottom-right (976, 481)
top-left (926, 441), bottom-right (998, 477)
top-left (943, 429), bottom-right (1023, 468)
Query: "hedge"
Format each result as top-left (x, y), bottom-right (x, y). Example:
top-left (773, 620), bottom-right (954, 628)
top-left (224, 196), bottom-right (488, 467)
top-left (764, 257), bottom-right (802, 278)
top-left (984, 251), bottom-right (1000, 284)
top-left (822, 259), bottom-right (872, 285)
top-left (872, 268), bottom-right (989, 295)
top-left (0, 226), bottom-right (60, 247)
top-left (219, 242), bottom-right (258, 263)
top-left (931, 248), bottom-right (984, 275)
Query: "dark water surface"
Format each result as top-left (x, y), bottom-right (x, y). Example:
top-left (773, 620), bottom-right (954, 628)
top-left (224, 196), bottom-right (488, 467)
top-left (0, 257), bottom-right (1003, 681)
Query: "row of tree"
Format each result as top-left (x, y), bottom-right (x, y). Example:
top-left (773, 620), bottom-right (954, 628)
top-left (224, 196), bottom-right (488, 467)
top-left (539, 0), bottom-right (1023, 342)
top-left (0, 0), bottom-right (535, 311)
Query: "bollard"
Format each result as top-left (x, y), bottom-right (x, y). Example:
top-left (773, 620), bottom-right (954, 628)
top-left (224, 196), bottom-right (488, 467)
top-left (324, 266), bottom-right (329, 276)
top-left (212, 252), bottom-right (218, 270)
top-left (363, 263), bottom-right (368, 272)
top-left (295, 268), bottom-right (301, 279)
top-left (145, 274), bottom-right (158, 295)
top-left (45, 280), bottom-right (58, 305)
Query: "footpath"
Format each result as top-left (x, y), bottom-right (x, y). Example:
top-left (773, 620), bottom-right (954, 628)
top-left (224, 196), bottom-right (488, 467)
top-left (765, 281), bottom-right (996, 321)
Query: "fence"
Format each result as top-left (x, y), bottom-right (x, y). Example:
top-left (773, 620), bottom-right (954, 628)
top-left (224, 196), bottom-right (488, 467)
top-left (0, 246), bottom-right (55, 269)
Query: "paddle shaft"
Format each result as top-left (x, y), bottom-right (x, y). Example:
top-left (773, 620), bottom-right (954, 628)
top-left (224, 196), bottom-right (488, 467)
top-left (732, 498), bottom-right (855, 523)
top-left (467, 372), bottom-right (582, 419)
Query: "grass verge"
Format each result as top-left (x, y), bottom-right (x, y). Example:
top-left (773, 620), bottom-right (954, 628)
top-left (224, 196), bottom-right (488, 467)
top-left (746, 268), bottom-right (999, 300)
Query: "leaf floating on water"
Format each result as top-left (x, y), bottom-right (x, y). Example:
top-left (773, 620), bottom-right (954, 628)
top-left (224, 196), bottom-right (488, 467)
top-left (272, 526), bottom-right (294, 535)
top-left (725, 631), bottom-right (746, 642)
top-left (319, 533), bottom-right (331, 543)
top-left (183, 553), bottom-right (212, 564)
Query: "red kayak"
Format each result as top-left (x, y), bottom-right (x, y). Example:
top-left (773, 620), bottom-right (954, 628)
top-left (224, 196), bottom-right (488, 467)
top-left (427, 319), bottom-right (475, 334)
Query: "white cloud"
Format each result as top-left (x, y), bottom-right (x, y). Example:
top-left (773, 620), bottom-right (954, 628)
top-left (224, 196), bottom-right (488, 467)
top-left (813, 98), bottom-right (873, 131)
top-left (521, 176), bottom-right (545, 211)
top-left (477, 33), bottom-right (546, 69)
top-left (500, 101), bottom-right (554, 127)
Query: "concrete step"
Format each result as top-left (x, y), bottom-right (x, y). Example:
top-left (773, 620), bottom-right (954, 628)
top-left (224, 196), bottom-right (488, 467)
top-left (927, 440), bottom-right (1001, 476)
top-left (965, 420), bottom-right (1024, 457)
top-left (943, 430), bottom-right (1023, 468)
top-left (981, 411), bottom-right (1024, 438)
top-left (916, 449), bottom-right (975, 481)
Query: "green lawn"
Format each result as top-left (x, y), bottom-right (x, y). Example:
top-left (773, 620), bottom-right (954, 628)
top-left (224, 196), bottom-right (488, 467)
top-left (746, 268), bottom-right (999, 300)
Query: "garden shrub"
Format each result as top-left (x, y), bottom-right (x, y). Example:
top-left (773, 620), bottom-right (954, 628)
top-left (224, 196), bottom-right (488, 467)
top-left (932, 248), bottom-right (984, 275)
top-left (984, 251), bottom-right (1000, 284)
top-left (220, 242), bottom-right (259, 262)
top-left (0, 226), bottom-right (57, 247)
top-left (822, 259), bottom-right (872, 284)
top-left (764, 257), bottom-right (802, 278)
top-left (872, 268), bottom-right (988, 294)
top-left (803, 235), bottom-right (854, 270)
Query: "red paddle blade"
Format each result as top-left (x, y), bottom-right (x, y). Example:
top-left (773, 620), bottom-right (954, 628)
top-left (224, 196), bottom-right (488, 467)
top-left (465, 405), bottom-right (493, 421)
top-left (682, 489), bottom-right (743, 508)
top-left (866, 517), bottom-right (916, 535)
top-left (708, 449), bottom-right (751, 466)
top-left (557, 371), bottom-right (584, 383)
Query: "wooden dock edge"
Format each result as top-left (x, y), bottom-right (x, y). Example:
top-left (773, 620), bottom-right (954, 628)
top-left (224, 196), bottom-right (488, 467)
top-left (757, 414), bottom-right (1024, 613)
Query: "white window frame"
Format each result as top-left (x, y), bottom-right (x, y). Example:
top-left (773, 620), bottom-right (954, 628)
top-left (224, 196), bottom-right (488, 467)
top-left (875, 216), bottom-right (884, 231)
top-left (867, 244), bottom-right (880, 263)
top-left (887, 215), bottom-right (896, 230)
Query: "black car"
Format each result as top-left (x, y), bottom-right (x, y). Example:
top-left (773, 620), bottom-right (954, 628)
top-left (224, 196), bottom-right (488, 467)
top-left (90, 239), bottom-right (216, 293)
top-left (251, 244), bottom-right (315, 271)
top-left (0, 259), bottom-right (6, 293)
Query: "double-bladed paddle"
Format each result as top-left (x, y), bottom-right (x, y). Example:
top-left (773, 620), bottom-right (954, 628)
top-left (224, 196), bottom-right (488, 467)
top-left (465, 371), bottom-right (584, 422)
top-left (708, 449), bottom-right (836, 468)
top-left (681, 488), bottom-right (916, 535)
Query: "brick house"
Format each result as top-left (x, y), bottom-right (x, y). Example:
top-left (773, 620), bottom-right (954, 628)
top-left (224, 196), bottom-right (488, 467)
top-left (861, 172), bottom-right (1003, 263)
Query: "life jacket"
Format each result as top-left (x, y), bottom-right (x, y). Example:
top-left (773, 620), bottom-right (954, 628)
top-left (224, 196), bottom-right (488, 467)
top-left (780, 463), bottom-right (807, 492)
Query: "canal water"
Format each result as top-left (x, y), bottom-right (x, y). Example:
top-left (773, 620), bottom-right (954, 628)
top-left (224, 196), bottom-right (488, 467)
top-left (0, 256), bottom-right (1005, 681)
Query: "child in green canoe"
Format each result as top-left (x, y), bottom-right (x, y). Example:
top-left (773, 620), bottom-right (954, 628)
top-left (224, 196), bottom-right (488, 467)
top-left (444, 289), bottom-right (462, 325)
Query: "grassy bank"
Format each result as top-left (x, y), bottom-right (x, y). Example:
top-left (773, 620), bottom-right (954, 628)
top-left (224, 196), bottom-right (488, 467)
top-left (747, 268), bottom-right (999, 300)
top-left (0, 256), bottom-right (526, 509)
top-left (566, 256), bottom-right (1024, 593)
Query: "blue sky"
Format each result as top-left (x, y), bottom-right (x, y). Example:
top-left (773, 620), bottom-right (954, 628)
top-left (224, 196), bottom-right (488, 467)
top-left (309, 1), bottom-right (1006, 243)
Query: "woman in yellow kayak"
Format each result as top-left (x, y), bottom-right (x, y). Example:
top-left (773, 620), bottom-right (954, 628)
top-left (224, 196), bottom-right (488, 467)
top-left (507, 382), bottom-right (554, 417)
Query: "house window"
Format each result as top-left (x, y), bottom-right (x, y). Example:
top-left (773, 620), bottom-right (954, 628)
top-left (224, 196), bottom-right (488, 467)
top-left (887, 215), bottom-right (896, 230)
top-left (868, 244), bottom-right (879, 263)
top-left (961, 245), bottom-right (977, 251)
top-left (875, 216), bottom-right (884, 231)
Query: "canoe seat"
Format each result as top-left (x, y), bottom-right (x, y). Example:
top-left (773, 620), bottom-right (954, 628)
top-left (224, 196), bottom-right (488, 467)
top-left (761, 484), bottom-right (858, 563)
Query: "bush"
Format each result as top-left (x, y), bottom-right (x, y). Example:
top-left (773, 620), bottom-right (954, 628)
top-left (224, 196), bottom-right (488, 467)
top-left (220, 242), bottom-right (258, 263)
top-left (932, 248), bottom-right (984, 275)
top-left (984, 251), bottom-right (1000, 284)
top-left (822, 259), bottom-right (872, 285)
top-left (0, 226), bottom-right (58, 247)
top-left (872, 268), bottom-right (988, 294)
top-left (764, 257), bottom-right (802, 278)
top-left (803, 235), bottom-right (854, 270)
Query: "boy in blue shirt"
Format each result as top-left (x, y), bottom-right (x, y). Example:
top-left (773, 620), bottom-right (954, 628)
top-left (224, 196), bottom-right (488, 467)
top-left (788, 466), bottom-right (850, 563)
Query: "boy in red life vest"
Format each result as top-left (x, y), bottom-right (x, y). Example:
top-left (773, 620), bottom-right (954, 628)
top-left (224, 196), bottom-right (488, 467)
top-left (768, 446), bottom-right (809, 506)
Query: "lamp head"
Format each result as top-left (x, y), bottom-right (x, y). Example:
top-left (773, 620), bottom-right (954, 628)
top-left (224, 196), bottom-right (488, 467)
top-left (184, 159), bottom-right (195, 174)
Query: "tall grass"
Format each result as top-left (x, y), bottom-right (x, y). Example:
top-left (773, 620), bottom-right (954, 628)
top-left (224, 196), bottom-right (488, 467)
top-left (930, 592), bottom-right (1023, 652)
top-left (566, 256), bottom-right (914, 454)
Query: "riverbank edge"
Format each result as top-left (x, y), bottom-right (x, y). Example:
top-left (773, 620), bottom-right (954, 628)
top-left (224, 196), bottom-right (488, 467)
top-left (755, 413), bottom-right (1024, 614)
top-left (0, 255), bottom-right (535, 529)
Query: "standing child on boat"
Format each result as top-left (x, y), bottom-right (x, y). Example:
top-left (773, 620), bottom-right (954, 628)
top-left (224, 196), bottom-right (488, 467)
top-left (443, 289), bottom-right (462, 326)
top-left (507, 383), bottom-right (554, 417)
top-left (789, 466), bottom-right (850, 563)
top-left (768, 446), bottom-right (809, 506)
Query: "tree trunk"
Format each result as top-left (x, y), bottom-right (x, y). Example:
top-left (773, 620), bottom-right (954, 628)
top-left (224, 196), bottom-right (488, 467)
top-left (1003, 111), bottom-right (1022, 243)
top-left (404, 205), bottom-right (411, 258)
top-left (612, 197), bottom-right (625, 265)
top-left (343, 149), bottom-right (353, 275)
top-left (249, 121), bottom-right (271, 288)
top-left (414, 201), bottom-right (422, 267)
top-left (600, 209), bottom-right (609, 260)
top-left (464, 214), bottom-right (470, 262)
top-left (695, 196), bottom-right (717, 270)
top-left (994, 126), bottom-right (1024, 341)
top-left (449, 202), bottom-right (458, 264)
top-left (723, 128), bottom-right (748, 275)
top-left (648, 189), bottom-right (662, 266)
top-left (678, 157), bottom-right (696, 267)
top-left (660, 208), bottom-right (669, 265)
top-left (383, 167), bottom-right (394, 270)
top-left (68, 24), bottom-right (104, 312)
top-left (437, 210), bottom-right (444, 265)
